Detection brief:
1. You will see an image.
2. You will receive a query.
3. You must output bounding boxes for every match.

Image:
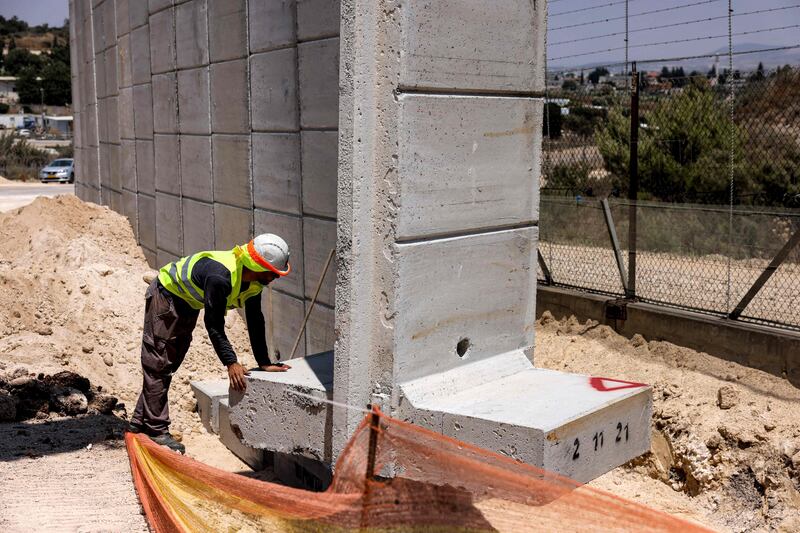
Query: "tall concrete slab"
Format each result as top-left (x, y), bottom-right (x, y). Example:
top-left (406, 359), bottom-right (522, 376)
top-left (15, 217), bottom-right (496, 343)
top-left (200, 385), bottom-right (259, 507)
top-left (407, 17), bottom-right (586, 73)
top-left (135, 139), bottom-right (155, 195)
top-left (130, 25), bottom-right (151, 85)
top-left (156, 192), bottom-right (182, 255)
top-left (132, 84), bottom-right (154, 140)
top-left (182, 198), bottom-right (215, 252)
top-left (149, 8), bottom-right (177, 75)
top-left (152, 72), bottom-right (179, 134)
top-left (154, 134), bottom-right (180, 195)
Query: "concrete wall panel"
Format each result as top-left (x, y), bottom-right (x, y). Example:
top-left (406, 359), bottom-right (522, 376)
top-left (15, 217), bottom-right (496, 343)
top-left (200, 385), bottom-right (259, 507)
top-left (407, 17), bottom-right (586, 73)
top-left (120, 139), bottom-right (137, 190)
top-left (129, 0), bottom-right (149, 30)
top-left (254, 209), bottom-right (304, 298)
top-left (133, 84), bottom-right (154, 139)
top-left (117, 34), bottom-right (133, 88)
top-left (149, 8), bottom-right (177, 74)
top-left (250, 49), bottom-right (298, 132)
top-left (135, 139), bottom-right (155, 195)
top-left (149, 0), bottom-right (173, 14)
top-left (306, 303), bottom-right (334, 356)
top-left (116, 0), bottom-right (131, 36)
top-left (178, 67), bottom-right (211, 134)
top-left (262, 289), bottom-right (306, 360)
top-left (154, 134), bottom-right (180, 194)
top-left (157, 248), bottom-right (180, 268)
top-left (394, 227), bottom-right (539, 382)
top-left (106, 95), bottom-right (120, 143)
top-left (130, 25), bottom-right (151, 85)
top-left (208, 0), bottom-right (247, 63)
top-left (302, 217), bottom-right (335, 307)
top-left (104, 46), bottom-right (119, 96)
top-left (156, 192), bottom-right (182, 255)
top-left (212, 134), bottom-right (251, 208)
top-left (182, 197), bottom-right (214, 252)
top-left (118, 86), bottom-right (135, 138)
top-left (210, 59), bottom-right (249, 134)
top-left (152, 72), bottom-right (179, 134)
top-left (300, 130), bottom-right (336, 218)
top-left (252, 133), bottom-right (301, 214)
top-left (176, 0), bottom-right (209, 69)
top-left (138, 193), bottom-right (156, 251)
top-left (399, 0), bottom-right (543, 92)
top-left (108, 142), bottom-right (121, 190)
top-left (248, 0), bottom-right (296, 53)
top-left (396, 94), bottom-right (540, 239)
top-left (122, 188), bottom-right (138, 237)
top-left (297, 0), bottom-right (340, 41)
top-left (214, 203), bottom-right (252, 249)
top-left (297, 38), bottom-right (338, 129)
top-left (180, 134), bottom-right (213, 202)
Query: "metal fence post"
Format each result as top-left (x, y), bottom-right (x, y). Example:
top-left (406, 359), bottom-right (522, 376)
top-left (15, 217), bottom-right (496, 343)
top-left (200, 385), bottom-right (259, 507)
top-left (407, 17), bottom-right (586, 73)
top-left (627, 62), bottom-right (639, 299)
top-left (601, 198), bottom-right (629, 294)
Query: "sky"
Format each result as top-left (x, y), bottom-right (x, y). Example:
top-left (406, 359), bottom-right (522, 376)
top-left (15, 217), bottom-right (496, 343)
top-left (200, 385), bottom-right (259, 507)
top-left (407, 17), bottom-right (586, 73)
top-left (547, 0), bottom-right (800, 69)
top-left (0, 0), bottom-right (69, 28)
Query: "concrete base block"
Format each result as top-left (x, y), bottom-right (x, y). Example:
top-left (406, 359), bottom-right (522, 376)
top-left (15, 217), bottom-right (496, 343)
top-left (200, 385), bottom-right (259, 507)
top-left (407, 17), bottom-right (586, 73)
top-left (398, 350), bottom-right (651, 483)
top-left (190, 379), bottom-right (230, 434)
top-left (219, 398), bottom-right (267, 470)
top-left (228, 351), bottom-right (333, 462)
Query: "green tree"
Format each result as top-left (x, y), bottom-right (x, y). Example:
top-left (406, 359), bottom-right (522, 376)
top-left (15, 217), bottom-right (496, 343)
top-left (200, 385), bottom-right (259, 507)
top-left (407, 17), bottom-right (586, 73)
top-left (4, 48), bottom-right (41, 75)
top-left (15, 66), bottom-right (42, 104)
top-left (561, 79), bottom-right (578, 91)
top-left (588, 67), bottom-right (609, 85)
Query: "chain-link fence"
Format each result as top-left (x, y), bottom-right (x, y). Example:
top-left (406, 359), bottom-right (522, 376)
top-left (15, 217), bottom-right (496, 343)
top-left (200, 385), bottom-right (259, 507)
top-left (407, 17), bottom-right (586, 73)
top-left (539, 66), bottom-right (800, 331)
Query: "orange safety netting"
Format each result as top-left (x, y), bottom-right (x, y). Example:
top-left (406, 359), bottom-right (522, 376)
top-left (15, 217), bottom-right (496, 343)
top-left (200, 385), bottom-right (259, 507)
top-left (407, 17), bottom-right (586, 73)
top-left (126, 409), bottom-right (713, 532)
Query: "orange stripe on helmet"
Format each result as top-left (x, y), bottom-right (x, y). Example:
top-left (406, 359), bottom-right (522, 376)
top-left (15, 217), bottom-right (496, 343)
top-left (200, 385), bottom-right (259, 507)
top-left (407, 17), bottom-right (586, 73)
top-left (247, 240), bottom-right (291, 276)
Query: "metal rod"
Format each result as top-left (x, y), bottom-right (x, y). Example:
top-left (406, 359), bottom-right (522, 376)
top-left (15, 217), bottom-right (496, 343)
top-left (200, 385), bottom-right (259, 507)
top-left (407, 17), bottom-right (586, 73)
top-left (601, 198), bottom-right (629, 293)
top-left (729, 226), bottom-right (800, 320)
top-left (365, 407), bottom-right (381, 481)
top-left (288, 247), bottom-right (335, 360)
top-left (627, 62), bottom-right (639, 299)
top-left (537, 249), bottom-right (553, 285)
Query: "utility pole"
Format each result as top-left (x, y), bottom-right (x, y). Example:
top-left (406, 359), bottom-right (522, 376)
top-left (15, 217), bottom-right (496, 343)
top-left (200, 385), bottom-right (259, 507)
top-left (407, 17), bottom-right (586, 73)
top-left (627, 62), bottom-right (639, 299)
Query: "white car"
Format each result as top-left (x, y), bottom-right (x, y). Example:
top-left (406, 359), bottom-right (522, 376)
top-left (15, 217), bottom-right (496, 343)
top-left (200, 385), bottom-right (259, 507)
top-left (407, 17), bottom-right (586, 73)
top-left (18, 129), bottom-right (31, 137)
top-left (40, 158), bottom-right (75, 184)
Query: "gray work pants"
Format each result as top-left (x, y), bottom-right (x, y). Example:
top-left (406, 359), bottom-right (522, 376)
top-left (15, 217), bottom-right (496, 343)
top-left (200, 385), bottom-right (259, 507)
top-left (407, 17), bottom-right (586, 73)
top-left (131, 279), bottom-right (199, 436)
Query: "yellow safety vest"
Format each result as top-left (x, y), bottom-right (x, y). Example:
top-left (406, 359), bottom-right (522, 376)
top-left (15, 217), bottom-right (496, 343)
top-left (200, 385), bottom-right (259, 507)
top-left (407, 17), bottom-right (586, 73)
top-left (157, 246), bottom-right (264, 311)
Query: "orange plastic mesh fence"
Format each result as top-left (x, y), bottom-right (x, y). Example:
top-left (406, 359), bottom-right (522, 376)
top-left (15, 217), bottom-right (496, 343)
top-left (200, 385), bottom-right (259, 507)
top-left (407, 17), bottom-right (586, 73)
top-left (126, 409), bottom-right (713, 532)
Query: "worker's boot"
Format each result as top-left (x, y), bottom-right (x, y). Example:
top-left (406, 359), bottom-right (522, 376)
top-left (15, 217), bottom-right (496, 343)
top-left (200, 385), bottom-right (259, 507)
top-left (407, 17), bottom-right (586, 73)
top-left (151, 433), bottom-right (186, 455)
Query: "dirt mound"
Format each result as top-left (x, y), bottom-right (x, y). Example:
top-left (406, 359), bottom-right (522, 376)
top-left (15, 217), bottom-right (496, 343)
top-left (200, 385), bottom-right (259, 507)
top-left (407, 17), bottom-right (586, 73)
top-left (536, 311), bottom-right (800, 532)
top-left (0, 195), bottom-right (256, 435)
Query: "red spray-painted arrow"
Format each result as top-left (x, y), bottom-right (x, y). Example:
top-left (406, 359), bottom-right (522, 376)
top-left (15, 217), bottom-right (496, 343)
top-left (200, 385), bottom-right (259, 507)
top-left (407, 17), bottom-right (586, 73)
top-left (589, 376), bottom-right (647, 392)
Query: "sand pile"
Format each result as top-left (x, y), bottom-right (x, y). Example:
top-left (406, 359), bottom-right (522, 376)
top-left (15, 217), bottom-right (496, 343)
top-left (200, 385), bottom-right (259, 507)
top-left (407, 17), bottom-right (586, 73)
top-left (535, 312), bottom-right (800, 532)
top-left (0, 195), bottom-right (257, 436)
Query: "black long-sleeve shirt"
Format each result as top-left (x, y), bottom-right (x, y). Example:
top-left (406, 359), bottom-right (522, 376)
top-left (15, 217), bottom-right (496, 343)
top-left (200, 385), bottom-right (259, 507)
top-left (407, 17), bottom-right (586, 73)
top-left (188, 257), bottom-right (271, 367)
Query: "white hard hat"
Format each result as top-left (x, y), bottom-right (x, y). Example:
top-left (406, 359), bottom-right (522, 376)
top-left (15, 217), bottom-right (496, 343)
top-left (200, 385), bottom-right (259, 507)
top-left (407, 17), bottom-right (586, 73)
top-left (245, 233), bottom-right (291, 276)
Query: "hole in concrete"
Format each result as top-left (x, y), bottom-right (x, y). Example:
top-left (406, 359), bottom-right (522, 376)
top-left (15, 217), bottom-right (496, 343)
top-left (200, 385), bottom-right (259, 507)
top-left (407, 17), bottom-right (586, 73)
top-left (456, 338), bottom-right (470, 357)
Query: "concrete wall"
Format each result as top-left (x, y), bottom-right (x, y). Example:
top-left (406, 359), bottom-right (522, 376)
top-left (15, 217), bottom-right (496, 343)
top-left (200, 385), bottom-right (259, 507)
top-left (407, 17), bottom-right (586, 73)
top-left (69, 0), bottom-right (340, 359)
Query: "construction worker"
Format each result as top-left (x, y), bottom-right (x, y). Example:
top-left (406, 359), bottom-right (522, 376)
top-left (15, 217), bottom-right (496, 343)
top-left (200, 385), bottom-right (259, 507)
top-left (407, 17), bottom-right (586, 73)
top-left (128, 234), bottom-right (293, 453)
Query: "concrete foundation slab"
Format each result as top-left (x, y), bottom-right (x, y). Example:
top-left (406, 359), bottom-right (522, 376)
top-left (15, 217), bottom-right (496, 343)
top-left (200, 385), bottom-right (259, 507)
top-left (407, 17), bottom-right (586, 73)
top-left (190, 379), bottom-right (229, 434)
top-left (219, 398), bottom-right (268, 470)
top-left (398, 350), bottom-right (651, 483)
top-left (229, 351), bottom-right (333, 461)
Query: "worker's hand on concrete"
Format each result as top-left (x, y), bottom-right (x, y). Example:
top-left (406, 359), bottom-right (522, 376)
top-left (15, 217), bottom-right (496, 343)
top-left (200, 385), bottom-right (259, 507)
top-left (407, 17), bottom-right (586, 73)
top-left (260, 362), bottom-right (291, 372)
top-left (227, 362), bottom-right (250, 391)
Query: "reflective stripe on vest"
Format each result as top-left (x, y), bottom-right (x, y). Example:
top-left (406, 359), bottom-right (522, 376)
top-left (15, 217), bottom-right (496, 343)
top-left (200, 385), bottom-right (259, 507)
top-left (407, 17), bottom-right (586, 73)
top-left (157, 247), bottom-right (263, 311)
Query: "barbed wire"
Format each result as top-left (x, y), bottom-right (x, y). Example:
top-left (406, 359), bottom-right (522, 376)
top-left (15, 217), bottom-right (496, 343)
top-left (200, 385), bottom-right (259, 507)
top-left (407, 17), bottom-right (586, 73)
top-left (550, 24), bottom-right (800, 61)
top-left (549, 5), bottom-right (800, 46)
top-left (551, 0), bottom-right (726, 32)
top-left (549, 44), bottom-right (800, 75)
top-left (551, 0), bottom-right (642, 18)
